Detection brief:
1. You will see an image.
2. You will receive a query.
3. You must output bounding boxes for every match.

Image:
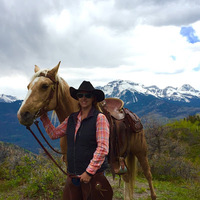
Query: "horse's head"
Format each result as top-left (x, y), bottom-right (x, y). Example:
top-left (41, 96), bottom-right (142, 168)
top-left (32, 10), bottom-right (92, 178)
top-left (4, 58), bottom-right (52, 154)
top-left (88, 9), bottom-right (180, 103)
top-left (17, 62), bottom-right (61, 126)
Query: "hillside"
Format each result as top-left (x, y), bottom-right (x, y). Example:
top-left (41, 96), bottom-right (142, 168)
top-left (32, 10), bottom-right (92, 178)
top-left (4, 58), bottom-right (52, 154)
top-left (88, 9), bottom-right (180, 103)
top-left (0, 141), bottom-right (152, 200)
top-left (0, 101), bottom-right (60, 153)
top-left (1, 115), bottom-right (200, 200)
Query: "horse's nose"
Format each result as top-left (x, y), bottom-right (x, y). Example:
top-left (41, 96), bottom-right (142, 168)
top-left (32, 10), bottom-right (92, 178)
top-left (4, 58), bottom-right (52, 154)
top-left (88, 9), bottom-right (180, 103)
top-left (21, 111), bottom-right (32, 121)
top-left (17, 111), bottom-right (34, 126)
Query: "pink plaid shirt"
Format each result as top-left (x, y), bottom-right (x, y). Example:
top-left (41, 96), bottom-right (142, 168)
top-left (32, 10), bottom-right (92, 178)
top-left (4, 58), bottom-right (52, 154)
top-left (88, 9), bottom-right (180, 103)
top-left (40, 111), bottom-right (109, 175)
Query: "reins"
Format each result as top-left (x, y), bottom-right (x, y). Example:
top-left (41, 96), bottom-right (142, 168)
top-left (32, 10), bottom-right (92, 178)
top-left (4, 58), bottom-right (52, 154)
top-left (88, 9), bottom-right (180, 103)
top-left (26, 121), bottom-right (69, 176)
top-left (34, 120), bottom-right (65, 155)
top-left (25, 72), bottom-right (70, 176)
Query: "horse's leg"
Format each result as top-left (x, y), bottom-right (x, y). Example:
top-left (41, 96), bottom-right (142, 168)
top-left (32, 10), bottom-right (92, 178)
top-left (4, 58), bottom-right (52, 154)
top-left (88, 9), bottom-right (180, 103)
top-left (135, 152), bottom-right (156, 200)
top-left (124, 182), bottom-right (131, 200)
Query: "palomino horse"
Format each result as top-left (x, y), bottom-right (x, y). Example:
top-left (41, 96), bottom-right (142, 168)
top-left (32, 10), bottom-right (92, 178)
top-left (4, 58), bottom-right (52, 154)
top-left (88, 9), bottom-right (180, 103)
top-left (17, 62), bottom-right (156, 200)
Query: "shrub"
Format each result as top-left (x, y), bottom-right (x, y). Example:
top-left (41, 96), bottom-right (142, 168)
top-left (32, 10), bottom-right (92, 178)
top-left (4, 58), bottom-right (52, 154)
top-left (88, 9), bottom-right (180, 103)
top-left (148, 154), bottom-right (200, 181)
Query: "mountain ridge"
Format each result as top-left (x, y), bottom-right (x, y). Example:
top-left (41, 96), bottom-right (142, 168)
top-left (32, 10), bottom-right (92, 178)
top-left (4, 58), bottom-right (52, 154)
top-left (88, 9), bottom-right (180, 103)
top-left (97, 80), bottom-right (200, 103)
top-left (1, 79), bottom-right (200, 153)
top-left (0, 94), bottom-right (18, 103)
top-left (1, 80), bottom-right (199, 104)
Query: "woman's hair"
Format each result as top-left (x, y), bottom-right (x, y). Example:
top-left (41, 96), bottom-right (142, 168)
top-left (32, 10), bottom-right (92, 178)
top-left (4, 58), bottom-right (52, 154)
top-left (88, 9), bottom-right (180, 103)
top-left (93, 100), bottom-right (100, 111)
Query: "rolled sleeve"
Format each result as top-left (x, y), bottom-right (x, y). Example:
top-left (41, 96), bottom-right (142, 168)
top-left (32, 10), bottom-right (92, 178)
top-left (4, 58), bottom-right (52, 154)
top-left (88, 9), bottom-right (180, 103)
top-left (40, 113), bottom-right (68, 140)
top-left (86, 113), bottom-right (110, 175)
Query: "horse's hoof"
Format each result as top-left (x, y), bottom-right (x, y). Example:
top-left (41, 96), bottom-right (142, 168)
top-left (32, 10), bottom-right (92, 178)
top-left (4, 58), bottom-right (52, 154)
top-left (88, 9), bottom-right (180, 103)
top-left (151, 194), bottom-right (157, 200)
top-left (118, 166), bottom-right (128, 174)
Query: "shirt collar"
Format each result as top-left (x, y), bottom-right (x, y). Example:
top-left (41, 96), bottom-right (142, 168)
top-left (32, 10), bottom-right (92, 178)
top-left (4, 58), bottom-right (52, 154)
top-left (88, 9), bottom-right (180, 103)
top-left (77, 106), bottom-right (96, 120)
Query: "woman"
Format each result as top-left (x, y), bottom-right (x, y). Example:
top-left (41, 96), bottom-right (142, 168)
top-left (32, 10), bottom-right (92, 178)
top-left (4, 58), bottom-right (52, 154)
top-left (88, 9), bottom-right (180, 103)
top-left (40, 81), bottom-right (113, 200)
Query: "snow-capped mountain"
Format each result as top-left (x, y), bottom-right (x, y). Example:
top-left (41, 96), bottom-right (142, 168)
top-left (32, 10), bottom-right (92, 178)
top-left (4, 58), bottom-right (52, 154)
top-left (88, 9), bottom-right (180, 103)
top-left (1, 81), bottom-right (200, 153)
top-left (97, 80), bottom-right (200, 120)
top-left (98, 80), bottom-right (200, 103)
top-left (0, 94), bottom-right (18, 103)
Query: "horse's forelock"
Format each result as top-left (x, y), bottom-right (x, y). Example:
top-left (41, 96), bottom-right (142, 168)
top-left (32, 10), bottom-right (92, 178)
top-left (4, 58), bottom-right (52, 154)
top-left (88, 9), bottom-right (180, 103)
top-left (31, 69), bottom-right (60, 83)
top-left (30, 69), bottom-right (48, 83)
top-left (30, 69), bottom-right (68, 95)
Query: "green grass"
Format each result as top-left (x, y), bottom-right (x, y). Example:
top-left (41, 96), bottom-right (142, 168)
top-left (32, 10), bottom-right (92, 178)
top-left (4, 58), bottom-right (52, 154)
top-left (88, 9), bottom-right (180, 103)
top-left (0, 141), bottom-right (200, 200)
top-left (1, 168), bottom-right (200, 200)
top-left (134, 177), bottom-right (200, 200)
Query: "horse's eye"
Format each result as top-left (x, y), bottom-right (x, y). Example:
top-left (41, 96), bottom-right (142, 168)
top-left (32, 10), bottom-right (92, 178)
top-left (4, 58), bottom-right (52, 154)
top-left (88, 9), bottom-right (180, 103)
top-left (41, 84), bottom-right (49, 90)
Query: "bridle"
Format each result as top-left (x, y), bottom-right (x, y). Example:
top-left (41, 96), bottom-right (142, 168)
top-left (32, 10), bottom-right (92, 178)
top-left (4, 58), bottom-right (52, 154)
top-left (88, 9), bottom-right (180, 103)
top-left (26, 71), bottom-right (69, 176)
top-left (34, 71), bottom-right (59, 119)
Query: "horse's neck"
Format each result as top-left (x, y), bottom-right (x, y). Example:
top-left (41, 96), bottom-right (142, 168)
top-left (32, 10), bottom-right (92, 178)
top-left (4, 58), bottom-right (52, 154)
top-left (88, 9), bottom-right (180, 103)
top-left (55, 80), bottom-right (79, 122)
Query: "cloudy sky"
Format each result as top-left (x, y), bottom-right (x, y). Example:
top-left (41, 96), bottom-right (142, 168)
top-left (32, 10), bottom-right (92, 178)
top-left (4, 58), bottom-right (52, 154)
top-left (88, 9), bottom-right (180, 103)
top-left (1, 0), bottom-right (200, 99)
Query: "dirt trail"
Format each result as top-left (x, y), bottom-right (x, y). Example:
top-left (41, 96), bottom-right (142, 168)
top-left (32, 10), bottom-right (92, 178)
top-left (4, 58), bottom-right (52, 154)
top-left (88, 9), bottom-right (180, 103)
top-left (108, 176), bottom-right (152, 200)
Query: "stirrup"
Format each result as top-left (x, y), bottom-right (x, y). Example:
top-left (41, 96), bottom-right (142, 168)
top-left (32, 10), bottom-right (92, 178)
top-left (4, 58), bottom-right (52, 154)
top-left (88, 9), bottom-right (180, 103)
top-left (114, 157), bottom-right (128, 175)
top-left (118, 157), bottom-right (128, 174)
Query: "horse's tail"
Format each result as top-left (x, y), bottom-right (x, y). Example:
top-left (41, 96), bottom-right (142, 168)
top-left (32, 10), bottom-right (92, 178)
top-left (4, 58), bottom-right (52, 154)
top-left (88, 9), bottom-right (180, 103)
top-left (124, 153), bottom-right (137, 198)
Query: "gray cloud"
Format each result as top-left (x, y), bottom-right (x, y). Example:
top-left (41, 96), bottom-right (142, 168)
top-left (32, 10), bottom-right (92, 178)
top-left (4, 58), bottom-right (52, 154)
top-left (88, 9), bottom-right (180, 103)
top-left (0, 1), bottom-right (49, 75)
top-left (0, 0), bottom-right (200, 79)
top-left (112, 0), bottom-right (200, 27)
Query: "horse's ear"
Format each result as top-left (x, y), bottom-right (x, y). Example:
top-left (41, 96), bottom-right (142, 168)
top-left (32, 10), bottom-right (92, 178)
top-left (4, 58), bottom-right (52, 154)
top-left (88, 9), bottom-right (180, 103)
top-left (49, 61), bottom-right (61, 76)
top-left (34, 65), bottom-right (40, 73)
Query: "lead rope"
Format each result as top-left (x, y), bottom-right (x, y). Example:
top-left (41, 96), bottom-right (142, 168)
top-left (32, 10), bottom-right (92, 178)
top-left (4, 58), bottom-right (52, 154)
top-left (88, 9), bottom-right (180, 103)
top-left (26, 125), bottom-right (68, 176)
top-left (34, 120), bottom-right (65, 154)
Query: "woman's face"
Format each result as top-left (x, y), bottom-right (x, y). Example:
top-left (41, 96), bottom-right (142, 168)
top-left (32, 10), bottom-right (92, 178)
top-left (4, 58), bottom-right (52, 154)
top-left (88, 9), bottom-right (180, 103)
top-left (77, 91), bottom-right (94, 110)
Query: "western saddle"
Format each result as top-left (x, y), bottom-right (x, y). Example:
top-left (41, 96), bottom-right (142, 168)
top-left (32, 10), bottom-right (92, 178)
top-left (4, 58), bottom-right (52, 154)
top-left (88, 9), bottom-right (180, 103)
top-left (99, 98), bottom-right (143, 176)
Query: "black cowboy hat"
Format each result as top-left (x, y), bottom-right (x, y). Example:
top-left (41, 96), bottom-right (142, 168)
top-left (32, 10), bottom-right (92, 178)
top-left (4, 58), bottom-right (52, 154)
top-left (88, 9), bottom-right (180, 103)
top-left (70, 81), bottom-right (105, 102)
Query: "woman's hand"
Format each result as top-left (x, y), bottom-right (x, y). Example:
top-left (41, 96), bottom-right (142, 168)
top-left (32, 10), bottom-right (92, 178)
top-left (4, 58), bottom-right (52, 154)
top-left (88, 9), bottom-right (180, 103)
top-left (79, 171), bottom-right (92, 184)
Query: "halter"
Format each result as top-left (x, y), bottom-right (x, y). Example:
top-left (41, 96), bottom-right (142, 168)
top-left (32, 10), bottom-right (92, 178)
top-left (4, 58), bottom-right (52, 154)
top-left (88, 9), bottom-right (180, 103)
top-left (26, 71), bottom-right (70, 176)
top-left (34, 71), bottom-right (59, 119)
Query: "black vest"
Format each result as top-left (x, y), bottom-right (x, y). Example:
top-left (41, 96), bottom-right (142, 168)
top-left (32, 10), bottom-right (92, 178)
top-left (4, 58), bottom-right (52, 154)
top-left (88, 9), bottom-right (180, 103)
top-left (66, 107), bottom-right (108, 175)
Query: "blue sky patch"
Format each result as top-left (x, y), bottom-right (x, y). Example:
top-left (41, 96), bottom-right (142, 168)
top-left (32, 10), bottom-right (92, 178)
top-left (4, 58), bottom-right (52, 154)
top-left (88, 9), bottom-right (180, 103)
top-left (156, 69), bottom-right (184, 75)
top-left (193, 64), bottom-right (200, 71)
top-left (170, 55), bottom-right (176, 61)
top-left (180, 26), bottom-right (200, 44)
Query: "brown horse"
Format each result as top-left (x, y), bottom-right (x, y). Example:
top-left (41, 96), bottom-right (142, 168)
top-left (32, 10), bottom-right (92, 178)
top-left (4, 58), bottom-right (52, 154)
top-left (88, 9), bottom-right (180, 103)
top-left (17, 62), bottom-right (156, 200)
top-left (17, 61), bottom-right (79, 165)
